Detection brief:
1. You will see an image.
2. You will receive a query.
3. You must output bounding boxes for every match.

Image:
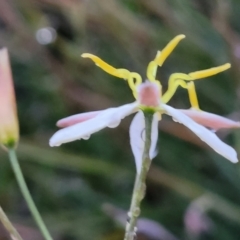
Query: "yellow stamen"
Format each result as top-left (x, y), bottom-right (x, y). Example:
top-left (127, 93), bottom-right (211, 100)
top-left (82, 36), bottom-right (231, 109)
top-left (82, 53), bottom-right (130, 78)
top-left (154, 35), bottom-right (185, 67)
top-left (188, 63), bottom-right (231, 80)
top-left (146, 61), bottom-right (158, 82)
top-left (82, 53), bottom-right (142, 98)
top-left (162, 62), bottom-right (230, 107)
top-left (130, 73), bottom-right (142, 87)
top-left (162, 72), bottom-right (200, 108)
top-left (187, 81), bottom-right (199, 109)
top-left (162, 77), bottom-right (188, 103)
top-left (146, 35), bottom-right (185, 85)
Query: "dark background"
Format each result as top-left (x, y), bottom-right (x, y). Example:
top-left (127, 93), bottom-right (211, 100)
top-left (1, 0), bottom-right (240, 239)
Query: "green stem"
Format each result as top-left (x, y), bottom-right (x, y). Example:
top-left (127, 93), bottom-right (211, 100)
top-left (8, 148), bottom-right (53, 240)
top-left (0, 206), bottom-right (23, 240)
top-left (124, 111), bottom-right (153, 240)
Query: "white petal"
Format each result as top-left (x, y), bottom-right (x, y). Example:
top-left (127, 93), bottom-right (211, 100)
top-left (162, 104), bottom-right (238, 163)
top-left (130, 111), bottom-right (159, 174)
top-left (57, 111), bottom-right (100, 127)
top-left (108, 119), bottom-right (121, 128)
top-left (50, 102), bottom-right (138, 147)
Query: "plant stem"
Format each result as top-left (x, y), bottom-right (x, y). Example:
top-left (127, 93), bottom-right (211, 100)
top-left (8, 148), bottom-right (53, 240)
top-left (0, 206), bottom-right (23, 240)
top-left (124, 111), bottom-right (153, 240)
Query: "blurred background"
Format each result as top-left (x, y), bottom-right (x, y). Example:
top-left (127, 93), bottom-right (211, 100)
top-left (1, 0), bottom-right (240, 239)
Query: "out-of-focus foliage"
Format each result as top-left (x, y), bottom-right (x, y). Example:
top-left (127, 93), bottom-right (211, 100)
top-left (0, 0), bottom-right (240, 239)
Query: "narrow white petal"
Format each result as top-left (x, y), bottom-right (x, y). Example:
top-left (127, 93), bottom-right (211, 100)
top-left (130, 112), bottom-right (145, 174)
top-left (130, 111), bottom-right (159, 174)
top-left (150, 113), bottom-right (159, 159)
top-left (162, 104), bottom-right (238, 163)
top-left (57, 111), bottom-right (100, 127)
top-left (50, 102), bottom-right (138, 147)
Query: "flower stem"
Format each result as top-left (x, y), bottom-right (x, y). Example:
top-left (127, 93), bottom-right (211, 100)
top-left (0, 206), bottom-right (23, 240)
top-left (8, 148), bottom-right (53, 240)
top-left (124, 111), bottom-right (153, 240)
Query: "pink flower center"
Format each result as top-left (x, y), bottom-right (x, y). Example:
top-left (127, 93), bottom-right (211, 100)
top-left (137, 81), bottom-right (160, 107)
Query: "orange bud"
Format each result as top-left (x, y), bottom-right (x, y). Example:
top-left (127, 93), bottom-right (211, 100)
top-left (0, 48), bottom-right (19, 148)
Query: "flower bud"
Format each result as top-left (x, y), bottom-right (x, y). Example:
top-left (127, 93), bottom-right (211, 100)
top-left (0, 48), bottom-right (19, 148)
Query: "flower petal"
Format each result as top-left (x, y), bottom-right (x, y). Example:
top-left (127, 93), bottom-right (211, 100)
top-left (50, 102), bottom-right (138, 147)
top-left (179, 109), bottom-right (240, 130)
top-left (162, 104), bottom-right (238, 163)
top-left (57, 111), bottom-right (101, 128)
top-left (130, 111), bottom-right (159, 174)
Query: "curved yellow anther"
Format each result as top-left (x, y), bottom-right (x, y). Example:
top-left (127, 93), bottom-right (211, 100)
top-left (82, 53), bottom-right (130, 79)
top-left (82, 53), bottom-right (142, 99)
top-left (146, 35), bottom-right (185, 84)
top-left (154, 35), bottom-right (185, 67)
top-left (188, 63), bottom-right (231, 80)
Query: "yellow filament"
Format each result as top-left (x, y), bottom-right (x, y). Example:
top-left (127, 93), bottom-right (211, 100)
top-left (162, 77), bottom-right (199, 109)
top-left (162, 78), bottom-right (188, 103)
top-left (130, 73), bottom-right (142, 87)
top-left (146, 61), bottom-right (158, 82)
top-left (154, 35), bottom-right (185, 67)
top-left (127, 73), bottom-right (142, 98)
top-left (162, 72), bottom-right (199, 108)
top-left (188, 63), bottom-right (231, 79)
top-left (187, 82), bottom-right (199, 109)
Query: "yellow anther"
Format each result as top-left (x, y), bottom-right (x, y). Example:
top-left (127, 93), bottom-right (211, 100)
top-left (187, 82), bottom-right (199, 109)
top-left (188, 63), bottom-right (231, 80)
top-left (154, 35), bottom-right (185, 67)
top-left (146, 35), bottom-right (185, 84)
top-left (82, 53), bottom-right (142, 99)
top-left (82, 53), bottom-right (130, 79)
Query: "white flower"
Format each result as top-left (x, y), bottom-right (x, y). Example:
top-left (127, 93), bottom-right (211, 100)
top-left (50, 35), bottom-right (239, 173)
top-left (50, 82), bottom-right (238, 173)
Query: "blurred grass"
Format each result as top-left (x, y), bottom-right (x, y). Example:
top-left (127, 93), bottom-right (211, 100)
top-left (1, 0), bottom-right (240, 239)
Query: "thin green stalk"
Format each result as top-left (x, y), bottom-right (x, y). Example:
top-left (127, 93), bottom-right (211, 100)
top-left (124, 111), bottom-right (153, 240)
top-left (8, 148), bottom-right (53, 240)
top-left (0, 206), bottom-right (23, 240)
